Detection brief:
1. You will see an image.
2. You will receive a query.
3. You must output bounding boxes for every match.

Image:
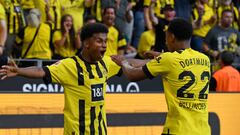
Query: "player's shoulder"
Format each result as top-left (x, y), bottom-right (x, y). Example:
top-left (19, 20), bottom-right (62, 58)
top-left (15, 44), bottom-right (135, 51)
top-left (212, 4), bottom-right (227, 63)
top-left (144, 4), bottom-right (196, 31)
top-left (102, 55), bottom-right (115, 66)
top-left (183, 48), bottom-right (210, 59)
top-left (159, 51), bottom-right (176, 59)
top-left (192, 49), bottom-right (210, 61)
top-left (109, 26), bottom-right (118, 33)
top-left (52, 57), bottom-right (77, 66)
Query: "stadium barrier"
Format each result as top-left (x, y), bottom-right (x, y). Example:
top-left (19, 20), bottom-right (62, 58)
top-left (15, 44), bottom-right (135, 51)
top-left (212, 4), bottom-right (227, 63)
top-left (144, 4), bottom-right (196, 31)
top-left (0, 93), bottom-right (240, 135)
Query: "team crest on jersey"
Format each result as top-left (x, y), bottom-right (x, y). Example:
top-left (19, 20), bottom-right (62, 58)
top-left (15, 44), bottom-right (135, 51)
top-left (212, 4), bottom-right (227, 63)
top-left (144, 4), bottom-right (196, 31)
top-left (155, 56), bottom-right (161, 63)
top-left (91, 84), bottom-right (104, 101)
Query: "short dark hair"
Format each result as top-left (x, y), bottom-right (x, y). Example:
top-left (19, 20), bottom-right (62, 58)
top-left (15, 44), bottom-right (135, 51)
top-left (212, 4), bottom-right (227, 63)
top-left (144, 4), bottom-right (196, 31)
top-left (84, 15), bottom-right (96, 23)
top-left (102, 6), bottom-right (115, 15)
top-left (220, 51), bottom-right (234, 65)
top-left (167, 18), bottom-right (193, 41)
top-left (80, 23), bottom-right (108, 42)
top-left (221, 9), bottom-right (233, 17)
top-left (162, 4), bottom-right (174, 11)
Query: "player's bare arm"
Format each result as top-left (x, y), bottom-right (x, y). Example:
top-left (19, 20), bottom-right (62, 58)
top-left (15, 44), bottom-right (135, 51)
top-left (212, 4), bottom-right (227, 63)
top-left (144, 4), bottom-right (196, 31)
top-left (0, 66), bottom-right (46, 80)
top-left (111, 55), bottom-right (148, 81)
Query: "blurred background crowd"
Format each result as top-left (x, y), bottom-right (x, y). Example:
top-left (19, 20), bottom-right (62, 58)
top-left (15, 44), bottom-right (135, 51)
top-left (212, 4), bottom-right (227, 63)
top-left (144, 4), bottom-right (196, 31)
top-left (0, 0), bottom-right (240, 71)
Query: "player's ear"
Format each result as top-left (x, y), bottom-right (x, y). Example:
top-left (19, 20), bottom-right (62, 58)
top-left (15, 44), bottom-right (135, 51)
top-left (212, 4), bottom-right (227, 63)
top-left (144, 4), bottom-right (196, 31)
top-left (83, 39), bottom-right (90, 49)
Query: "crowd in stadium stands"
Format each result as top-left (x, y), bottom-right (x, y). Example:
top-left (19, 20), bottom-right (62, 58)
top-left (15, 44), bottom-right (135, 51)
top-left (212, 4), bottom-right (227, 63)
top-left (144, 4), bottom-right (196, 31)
top-left (0, 0), bottom-right (240, 91)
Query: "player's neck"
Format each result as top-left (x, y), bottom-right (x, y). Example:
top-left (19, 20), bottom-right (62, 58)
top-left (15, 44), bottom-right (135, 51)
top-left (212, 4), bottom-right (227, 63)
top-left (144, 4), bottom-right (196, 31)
top-left (79, 51), bottom-right (97, 64)
top-left (174, 40), bottom-right (190, 51)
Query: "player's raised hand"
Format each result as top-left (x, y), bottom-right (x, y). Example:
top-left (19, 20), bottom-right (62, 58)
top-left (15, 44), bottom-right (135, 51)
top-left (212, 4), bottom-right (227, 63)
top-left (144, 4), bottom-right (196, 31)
top-left (0, 65), bottom-right (18, 80)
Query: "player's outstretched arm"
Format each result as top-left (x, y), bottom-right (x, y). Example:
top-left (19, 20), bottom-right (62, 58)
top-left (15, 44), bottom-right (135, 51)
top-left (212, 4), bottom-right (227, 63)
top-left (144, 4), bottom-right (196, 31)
top-left (111, 55), bottom-right (148, 82)
top-left (0, 66), bottom-right (45, 80)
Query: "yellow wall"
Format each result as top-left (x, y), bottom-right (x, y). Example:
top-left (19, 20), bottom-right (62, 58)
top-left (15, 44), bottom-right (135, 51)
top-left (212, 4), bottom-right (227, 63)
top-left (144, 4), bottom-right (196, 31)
top-left (0, 93), bottom-right (240, 135)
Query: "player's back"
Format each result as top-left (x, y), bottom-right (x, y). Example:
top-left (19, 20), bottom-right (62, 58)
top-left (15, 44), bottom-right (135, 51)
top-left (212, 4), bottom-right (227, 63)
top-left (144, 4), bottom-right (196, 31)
top-left (161, 48), bottom-right (211, 135)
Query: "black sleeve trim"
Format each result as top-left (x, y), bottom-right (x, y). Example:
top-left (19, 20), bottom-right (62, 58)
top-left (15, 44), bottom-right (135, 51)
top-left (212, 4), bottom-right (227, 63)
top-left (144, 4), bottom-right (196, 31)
top-left (209, 77), bottom-right (217, 92)
top-left (42, 66), bottom-right (52, 84)
top-left (0, 55), bottom-right (8, 67)
top-left (116, 68), bottom-right (123, 77)
top-left (142, 64), bottom-right (154, 79)
top-left (118, 46), bottom-right (127, 50)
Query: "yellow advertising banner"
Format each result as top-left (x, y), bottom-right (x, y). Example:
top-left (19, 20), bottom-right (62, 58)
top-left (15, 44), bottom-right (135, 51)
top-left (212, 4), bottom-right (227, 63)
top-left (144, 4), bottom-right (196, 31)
top-left (0, 93), bottom-right (239, 135)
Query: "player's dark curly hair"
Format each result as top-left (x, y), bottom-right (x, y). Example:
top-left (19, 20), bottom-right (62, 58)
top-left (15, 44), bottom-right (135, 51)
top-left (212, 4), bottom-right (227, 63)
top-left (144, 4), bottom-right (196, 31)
top-left (167, 18), bottom-right (193, 41)
top-left (80, 23), bottom-right (108, 42)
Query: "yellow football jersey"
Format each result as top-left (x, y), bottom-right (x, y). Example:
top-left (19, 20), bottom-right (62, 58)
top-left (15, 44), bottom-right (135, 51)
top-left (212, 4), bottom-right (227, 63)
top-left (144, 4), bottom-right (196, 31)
top-left (1, 0), bottom-right (25, 34)
top-left (0, 3), bottom-right (5, 20)
top-left (44, 55), bottom-right (121, 135)
top-left (105, 26), bottom-right (127, 56)
top-left (144, 0), bottom-right (174, 18)
top-left (33, 0), bottom-right (62, 30)
top-left (53, 30), bottom-right (77, 58)
top-left (137, 29), bottom-right (155, 58)
top-left (16, 23), bottom-right (52, 59)
top-left (143, 48), bottom-right (211, 135)
top-left (192, 4), bottom-right (214, 37)
top-left (61, 0), bottom-right (87, 31)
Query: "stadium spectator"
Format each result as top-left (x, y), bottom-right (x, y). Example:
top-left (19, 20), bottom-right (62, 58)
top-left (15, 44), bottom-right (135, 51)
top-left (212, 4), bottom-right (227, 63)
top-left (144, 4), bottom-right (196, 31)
top-left (102, 6), bottom-right (127, 56)
top-left (124, 2), bottom-right (135, 46)
top-left (203, 9), bottom-right (240, 70)
top-left (0, 23), bottom-right (122, 135)
top-left (87, 0), bottom-right (102, 22)
top-left (144, 0), bottom-right (174, 30)
top-left (84, 15), bottom-right (97, 25)
top-left (114, 0), bottom-right (129, 32)
top-left (153, 4), bottom-right (176, 53)
top-left (33, 0), bottom-right (62, 31)
top-left (217, 0), bottom-right (240, 30)
top-left (15, 9), bottom-right (53, 66)
top-left (20, 0), bottom-right (35, 22)
top-left (131, 0), bottom-right (145, 48)
top-left (210, 51), bottom-right (240, 92)
top-left (0, 2), bottom-right (6, 56)
top-left (111, 18), bottom-right (211, 135)
top-left (61, 0), bottom-right (91, 32)
top-left (136, 26), bottom-right (155, 59)
top-left (52, 14), bottom-right (81, 59)
top-left (142, 4), bottom-right (176, 59)
top-left (191, 0), bottom-right (216, 52)
top-left (174, 0), bottom-right (195, 21)
top-left (0, 3), bottom-right (8, 67)
top-left (1, 0), bottom-right (25, 57)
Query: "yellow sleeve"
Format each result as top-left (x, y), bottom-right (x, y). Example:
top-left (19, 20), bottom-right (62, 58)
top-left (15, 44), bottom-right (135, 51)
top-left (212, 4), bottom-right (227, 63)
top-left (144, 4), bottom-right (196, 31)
top-left (143, 53), bottom-right (171, 78)
top-left (103, 56), bottom-right (121, 78)
top-left (53, 30), bottom-right (62, 43)
top-left (144, 0), bottom-right (151, 6)
top-left (118, 38), bottom-right (127, 48)
top-left (46, 59), bottom-right (73, 84)
top-left (0, 3), bottom-right (5, 20)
